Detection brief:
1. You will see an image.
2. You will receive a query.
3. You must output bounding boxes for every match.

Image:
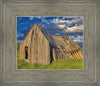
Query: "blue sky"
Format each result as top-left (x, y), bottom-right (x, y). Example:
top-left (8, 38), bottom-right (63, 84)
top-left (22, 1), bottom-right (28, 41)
top-left (17, 16), bottom-right (84, 47)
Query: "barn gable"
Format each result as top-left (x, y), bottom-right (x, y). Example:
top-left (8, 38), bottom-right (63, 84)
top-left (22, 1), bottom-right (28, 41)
top-left (34, 23), bottom-right (58, 48)
top-left (20, 23), bottom-right (57, 48)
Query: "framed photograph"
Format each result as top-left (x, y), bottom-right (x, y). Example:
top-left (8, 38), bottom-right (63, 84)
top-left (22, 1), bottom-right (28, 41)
top-left (0, 0), bottom-right (100, 86)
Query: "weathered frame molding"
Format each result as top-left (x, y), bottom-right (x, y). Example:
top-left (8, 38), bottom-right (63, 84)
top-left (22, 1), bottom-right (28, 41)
top-left (0, 0), bottom-right (100, 86)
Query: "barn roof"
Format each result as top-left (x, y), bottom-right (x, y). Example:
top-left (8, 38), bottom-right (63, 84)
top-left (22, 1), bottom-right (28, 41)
top-left (35, 23), bottom-right (58, 48)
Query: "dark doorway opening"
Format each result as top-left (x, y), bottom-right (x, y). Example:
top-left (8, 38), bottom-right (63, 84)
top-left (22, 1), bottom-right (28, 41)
top-left (50, 48), bottom-right (53, 63)
top-left (25, 47), bottom-right (28, 59)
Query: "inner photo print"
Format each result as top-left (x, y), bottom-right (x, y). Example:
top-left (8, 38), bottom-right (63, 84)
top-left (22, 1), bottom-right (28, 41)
top-left (17, 16), bottom-right (84, 69)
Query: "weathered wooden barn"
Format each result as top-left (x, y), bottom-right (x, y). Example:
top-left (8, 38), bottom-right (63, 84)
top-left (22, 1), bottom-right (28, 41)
top-left (19, 23), bottom-right (83, 64)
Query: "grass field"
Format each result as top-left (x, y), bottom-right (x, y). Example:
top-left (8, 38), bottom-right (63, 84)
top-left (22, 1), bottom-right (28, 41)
top-left (17, 51), bottom-right (83, 69)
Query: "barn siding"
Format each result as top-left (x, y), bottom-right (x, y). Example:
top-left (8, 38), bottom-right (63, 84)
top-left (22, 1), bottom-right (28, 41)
top-left (19, 23), bottom-right (50, 64)
top-left (30, 25), bottom-right (50, 64)
top-left (19, 26), bottom-right (33, 63)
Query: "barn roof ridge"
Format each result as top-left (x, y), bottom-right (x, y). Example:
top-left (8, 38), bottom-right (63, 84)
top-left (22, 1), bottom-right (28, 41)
top-left (34, 23), bottom-right (58, 48)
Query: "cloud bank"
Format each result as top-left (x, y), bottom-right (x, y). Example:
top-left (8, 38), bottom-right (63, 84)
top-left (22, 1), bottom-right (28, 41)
top-left (17, 16), bottom-right (84, 47)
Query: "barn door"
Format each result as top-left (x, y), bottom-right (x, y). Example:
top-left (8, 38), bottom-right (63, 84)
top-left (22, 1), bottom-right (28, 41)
top-left (50, 48), bottom-right (53, 63)
top-left (25, 47), bottom-right (28, 59)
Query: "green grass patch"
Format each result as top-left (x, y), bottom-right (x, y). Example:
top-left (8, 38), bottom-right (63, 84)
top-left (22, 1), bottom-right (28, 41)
top-left (17, 50), bottom-right (20, 59)
top-left (17, 51), bottom-right (83, 69)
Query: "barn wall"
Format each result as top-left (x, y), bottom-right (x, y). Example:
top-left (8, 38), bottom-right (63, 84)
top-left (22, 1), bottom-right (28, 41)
top-left (19, 26), bottom-right (35, 63)
top-left (30, 25), bottom-right (50, 64)
top-left (20, 24), bottom-right (50, 64)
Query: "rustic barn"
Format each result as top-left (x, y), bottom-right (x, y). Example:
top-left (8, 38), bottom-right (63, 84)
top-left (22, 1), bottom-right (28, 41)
top-left (19, 23), bottom-right (83, 65)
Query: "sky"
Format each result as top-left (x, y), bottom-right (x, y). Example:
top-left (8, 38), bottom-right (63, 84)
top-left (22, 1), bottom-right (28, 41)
top-left (17, 16), bottom-right (84, 47)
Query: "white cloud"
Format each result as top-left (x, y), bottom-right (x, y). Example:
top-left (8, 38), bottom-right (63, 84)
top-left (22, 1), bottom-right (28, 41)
top-left (29, 17), bottom-right (34, 20)
top-left (35, 16), bottom-right (46, 20)
top-left (71, 35), bottom-right (83, 43)
top-left (18, 18), bottom-right (22, 20)
top-left (52, 18), bottom-right (70, 24)
top-left (20, 23), bottom-right (24, 25)
top-left (36, 16), bottom-right (44, 19)
top-left (58, 24), bottom-right (67, 29)
top-left (64, 24), bottom-right (84, 32)
top-left (69, 17), bottom-right (83, 24)
top-left (74, 39), bottom-right (83, 43)
top-left (70, 36), bottom-right (75, 39)
top-left (29, 16), bottom-right (45, 20)
top-left (42, 19), bottom-right (48, 22)
top-left (17, 34), bottom-right (24, 37)
top-left (55, 33), bottom-right (60, 36)
top-left (52, 17), bottom-right (83, 27)
top-left (41, 24), bottom-right (47, 29)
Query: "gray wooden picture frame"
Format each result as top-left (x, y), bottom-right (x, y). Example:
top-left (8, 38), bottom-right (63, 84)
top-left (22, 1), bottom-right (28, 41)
top-left (0, 0), bottom-right (100, 86)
